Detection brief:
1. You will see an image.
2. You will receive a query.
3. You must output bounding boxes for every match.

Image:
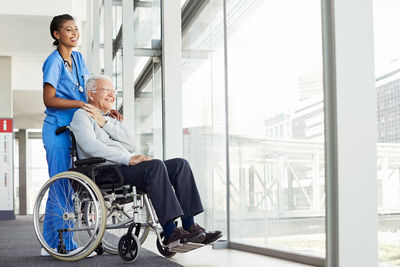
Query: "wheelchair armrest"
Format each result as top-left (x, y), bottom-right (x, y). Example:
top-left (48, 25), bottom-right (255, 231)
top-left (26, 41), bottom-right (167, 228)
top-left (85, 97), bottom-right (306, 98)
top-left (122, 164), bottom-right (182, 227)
top-left (74, 157), bottom-right (106, 167)
top-left (93, 164), bottom-right (125, 188)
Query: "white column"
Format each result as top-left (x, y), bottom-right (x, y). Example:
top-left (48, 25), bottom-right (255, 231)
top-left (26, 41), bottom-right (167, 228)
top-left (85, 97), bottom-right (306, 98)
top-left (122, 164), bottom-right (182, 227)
top-left (103, 0), bottom-right (113, 77)
top-left (162, 0), bottom-right (183, 159)
top-left (18, 129), bottom-right (27, 215)
top-left (323, 0), bottom-right (378, 266)
top-left (91, 0), bottom-right (100, 73)
top-left (122, 0), bottom-right (135, 132)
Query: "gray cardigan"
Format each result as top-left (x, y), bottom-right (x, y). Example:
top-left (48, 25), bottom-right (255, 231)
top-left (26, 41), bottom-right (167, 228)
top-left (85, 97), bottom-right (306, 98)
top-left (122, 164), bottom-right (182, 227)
top-left (70, 108), bottom-right (137, 166)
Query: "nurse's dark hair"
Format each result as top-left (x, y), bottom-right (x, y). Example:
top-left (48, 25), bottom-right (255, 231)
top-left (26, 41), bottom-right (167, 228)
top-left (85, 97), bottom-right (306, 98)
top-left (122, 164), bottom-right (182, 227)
top-left (50, 14), bottom-right (74, 46)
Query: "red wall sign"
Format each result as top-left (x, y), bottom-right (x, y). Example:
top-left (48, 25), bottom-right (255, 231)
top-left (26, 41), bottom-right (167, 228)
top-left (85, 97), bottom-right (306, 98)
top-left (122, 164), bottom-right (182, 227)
top-left (0, 119), bottom-right (12, 133)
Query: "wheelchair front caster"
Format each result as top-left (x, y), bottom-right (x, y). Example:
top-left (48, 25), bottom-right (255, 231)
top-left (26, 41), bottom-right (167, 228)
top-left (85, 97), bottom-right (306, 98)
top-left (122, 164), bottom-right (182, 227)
top-left (156, 231), bottom-right (176, 258)
top-left (118, 234), bottom-right (141, 263)
top-left (95, 243), bottom-right (104, 255)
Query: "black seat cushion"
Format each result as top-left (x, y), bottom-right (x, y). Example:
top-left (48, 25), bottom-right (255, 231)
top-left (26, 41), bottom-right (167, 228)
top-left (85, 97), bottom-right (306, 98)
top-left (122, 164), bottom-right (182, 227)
top-left (69, 164), bottom-right (124, 188)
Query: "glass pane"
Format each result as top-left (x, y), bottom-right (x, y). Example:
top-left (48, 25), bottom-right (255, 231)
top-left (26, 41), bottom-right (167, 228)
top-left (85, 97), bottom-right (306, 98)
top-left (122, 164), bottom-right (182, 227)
top-left (181, 0), bottom-right (227, 234)
top-left (134, 0), bottom-right (161, 49)
top-left (112, 5), bottom-right (123, 109)
top-left (113, 5), bottom-right (122, 39)
top-left (134, 64), bottom-right (163, 159)
top-left (226, 0), bottom-right (325, 257)
top-left (27, 137), bottom-right (49, 214)
top-left (181, 0), bottom-right (188, 8)
top-left (374, 0), bottom-right (400, 265)
top-left (133, 56), bottom-right (150, 82)
top-left (113, 49), bottom-right (123, 109)
top-left (133, 0), bottom-right (162, 158)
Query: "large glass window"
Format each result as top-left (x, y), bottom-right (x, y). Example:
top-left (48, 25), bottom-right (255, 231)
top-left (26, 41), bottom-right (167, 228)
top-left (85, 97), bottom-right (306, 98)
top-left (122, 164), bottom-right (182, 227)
top-left (374, 1), bottom-right (400, 265)
top-left (181, 0), bottom-right (227, 234)
top-left (135, 66), bottom-right (163, 160)
top-left (132, 0), bottom-right (163, 158)
top-left (105, 0), bottom-right (163, 157)
top-left (27, 136), bottom-right (48, 214)
top-left (226, 0), bottom-right (325, 257)
top-left (13, 131), bottom-right (49, 215)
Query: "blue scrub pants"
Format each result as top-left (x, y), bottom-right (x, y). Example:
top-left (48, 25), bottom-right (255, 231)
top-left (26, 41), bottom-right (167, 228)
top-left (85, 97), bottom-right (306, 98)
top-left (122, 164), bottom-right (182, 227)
top-left (42, 120), bottom-right (77, 250)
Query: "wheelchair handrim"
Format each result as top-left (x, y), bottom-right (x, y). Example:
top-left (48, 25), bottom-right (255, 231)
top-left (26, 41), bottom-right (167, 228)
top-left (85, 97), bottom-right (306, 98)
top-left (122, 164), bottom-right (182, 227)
top-left (33, 171), bottom-right (106, 261)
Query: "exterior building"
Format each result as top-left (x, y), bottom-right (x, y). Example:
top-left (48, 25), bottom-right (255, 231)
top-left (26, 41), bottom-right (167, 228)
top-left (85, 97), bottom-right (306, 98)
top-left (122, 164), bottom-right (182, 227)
top-left (265, 71), bottom-right (324, 142)
top-left (299, 72), bottom-right (323, 101)
top-left (376, 69), bottom-right (400, 143)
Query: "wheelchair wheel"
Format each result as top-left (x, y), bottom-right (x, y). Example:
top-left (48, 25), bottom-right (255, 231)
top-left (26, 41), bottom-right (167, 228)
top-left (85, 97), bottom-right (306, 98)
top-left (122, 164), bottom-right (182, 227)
top-left (156, 231), bottom-right (176, 258)
top-left (118, 234), bottom-right (141, 263)
top-left (33, 171), bottom-right (106, 261)
top-left (101, 200), bottom-right (151, 255)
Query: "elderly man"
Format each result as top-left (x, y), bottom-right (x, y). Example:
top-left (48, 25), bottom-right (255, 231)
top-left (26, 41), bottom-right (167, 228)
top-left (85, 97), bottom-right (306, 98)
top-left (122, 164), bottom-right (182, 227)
top-left (70, 74), bottom-right (222, 246)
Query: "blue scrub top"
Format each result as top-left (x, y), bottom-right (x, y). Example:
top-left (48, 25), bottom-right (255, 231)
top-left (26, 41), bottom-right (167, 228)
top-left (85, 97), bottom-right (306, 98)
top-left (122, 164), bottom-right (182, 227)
top-left (42, 50), bottom-right (89, 127)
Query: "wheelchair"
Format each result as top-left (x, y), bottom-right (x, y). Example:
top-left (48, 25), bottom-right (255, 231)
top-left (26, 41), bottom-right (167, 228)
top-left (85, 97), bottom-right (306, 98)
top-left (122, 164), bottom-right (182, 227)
top-left (33, 126), bottom-right (203, 262)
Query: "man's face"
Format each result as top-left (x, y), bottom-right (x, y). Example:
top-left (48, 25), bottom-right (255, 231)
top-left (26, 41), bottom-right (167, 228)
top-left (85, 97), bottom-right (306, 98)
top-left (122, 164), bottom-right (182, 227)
top-left (89, 79), bottom-right (116, 113)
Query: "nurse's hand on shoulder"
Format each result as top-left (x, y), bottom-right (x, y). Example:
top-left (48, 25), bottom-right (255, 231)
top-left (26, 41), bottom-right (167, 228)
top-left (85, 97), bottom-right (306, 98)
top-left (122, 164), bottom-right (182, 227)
top-left (129, 155), bottom-right (152, 165)
top-left (109, 109), bottom-right (123, 121)
top-left (83, 103), bottom-right (107, 127)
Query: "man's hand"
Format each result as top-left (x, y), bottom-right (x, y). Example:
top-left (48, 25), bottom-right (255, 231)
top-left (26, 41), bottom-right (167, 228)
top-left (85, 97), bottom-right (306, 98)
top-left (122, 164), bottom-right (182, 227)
top-left (129, 155), bottom-right (152, 165)
top-left (84, 103), bottom-right (107, 127)
top-left (109, 109), bottom-right (123, 121)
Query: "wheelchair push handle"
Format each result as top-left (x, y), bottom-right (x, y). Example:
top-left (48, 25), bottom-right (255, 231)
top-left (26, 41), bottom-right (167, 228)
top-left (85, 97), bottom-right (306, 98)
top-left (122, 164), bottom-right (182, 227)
top-left (55, 126), bottom-right (70, 135)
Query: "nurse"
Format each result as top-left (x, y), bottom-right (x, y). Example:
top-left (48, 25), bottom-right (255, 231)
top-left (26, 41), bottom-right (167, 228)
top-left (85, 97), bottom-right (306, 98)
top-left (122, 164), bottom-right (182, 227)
top-left (40, 14), bottom-right (120, 256)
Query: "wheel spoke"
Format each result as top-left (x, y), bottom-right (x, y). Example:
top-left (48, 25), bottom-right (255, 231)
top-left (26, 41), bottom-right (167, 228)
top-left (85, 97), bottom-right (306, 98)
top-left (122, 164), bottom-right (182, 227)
top-left (33, 172), bottom-right (106, 261)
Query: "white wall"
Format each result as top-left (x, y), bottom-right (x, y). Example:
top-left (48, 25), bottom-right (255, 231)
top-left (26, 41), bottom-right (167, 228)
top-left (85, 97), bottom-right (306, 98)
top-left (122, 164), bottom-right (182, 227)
top-left (0, 0), bottom-right (88, 129)
top-left (0, 56), bottom-right (12, 118)
top-left (12, 56), bottom-right (45, 91)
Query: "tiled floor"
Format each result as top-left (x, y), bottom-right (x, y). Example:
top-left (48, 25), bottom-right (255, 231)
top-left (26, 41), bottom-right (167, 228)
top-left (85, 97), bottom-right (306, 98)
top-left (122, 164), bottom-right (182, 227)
top-left (142, 233), bottom-right (314, 267)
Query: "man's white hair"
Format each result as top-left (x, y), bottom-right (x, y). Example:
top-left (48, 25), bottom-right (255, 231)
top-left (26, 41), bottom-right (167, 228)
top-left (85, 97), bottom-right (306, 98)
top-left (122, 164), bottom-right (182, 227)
top-left (85, 74), bottom-right (113, 101)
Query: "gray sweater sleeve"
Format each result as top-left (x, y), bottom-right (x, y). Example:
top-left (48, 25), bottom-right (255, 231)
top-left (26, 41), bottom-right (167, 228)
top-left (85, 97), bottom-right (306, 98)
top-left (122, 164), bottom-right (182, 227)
top-left (70, 109), bottom-right (132, 166)
top-left (102, 117), bottom-right (136, 153)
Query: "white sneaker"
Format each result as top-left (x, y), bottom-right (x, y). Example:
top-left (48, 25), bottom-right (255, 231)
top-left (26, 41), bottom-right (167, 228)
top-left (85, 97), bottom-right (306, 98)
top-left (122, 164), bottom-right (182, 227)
top-left (41, 247), bottom-right (97, 258)
top-left (40, 247), bottom-right (56, 256)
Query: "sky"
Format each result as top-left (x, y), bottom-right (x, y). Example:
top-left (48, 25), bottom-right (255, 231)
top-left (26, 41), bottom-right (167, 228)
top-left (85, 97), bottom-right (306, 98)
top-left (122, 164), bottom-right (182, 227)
top-left (373, 0), bottom-right (400, 76)
top-left (182, 0), bottom-right (322, 137)
top-left (182, 0), bottom-right (400, 138)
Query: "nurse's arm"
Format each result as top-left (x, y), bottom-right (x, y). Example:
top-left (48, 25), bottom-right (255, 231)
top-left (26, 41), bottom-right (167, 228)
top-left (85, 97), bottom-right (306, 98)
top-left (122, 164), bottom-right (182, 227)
top-left (43, 83), bottom-right (85, 109)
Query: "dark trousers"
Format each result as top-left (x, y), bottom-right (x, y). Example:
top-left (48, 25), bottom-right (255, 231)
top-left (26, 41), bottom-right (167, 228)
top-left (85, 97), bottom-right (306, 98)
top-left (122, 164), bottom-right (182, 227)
top-left (110, 158), bottom-right (204, 226)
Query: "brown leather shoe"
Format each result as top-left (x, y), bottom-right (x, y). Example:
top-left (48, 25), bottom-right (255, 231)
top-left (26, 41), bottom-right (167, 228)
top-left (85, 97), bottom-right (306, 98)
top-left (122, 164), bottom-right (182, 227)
top-left (186, 223), bottom-right (206, 243)
top-left (163, 227), bottom-right (190, 245)
top-left (188, 224), bottom-right (222, 245)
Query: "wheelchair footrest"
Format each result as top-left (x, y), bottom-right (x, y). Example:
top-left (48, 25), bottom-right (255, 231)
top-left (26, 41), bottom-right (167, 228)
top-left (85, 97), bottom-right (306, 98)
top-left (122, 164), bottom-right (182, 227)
top-left (170, 242), bottom-right (204, 253)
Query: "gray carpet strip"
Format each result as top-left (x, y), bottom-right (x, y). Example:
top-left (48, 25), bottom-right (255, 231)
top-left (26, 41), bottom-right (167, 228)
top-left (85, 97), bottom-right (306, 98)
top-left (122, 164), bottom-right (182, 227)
top-left (0, 216), bottom-right (182, 267)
